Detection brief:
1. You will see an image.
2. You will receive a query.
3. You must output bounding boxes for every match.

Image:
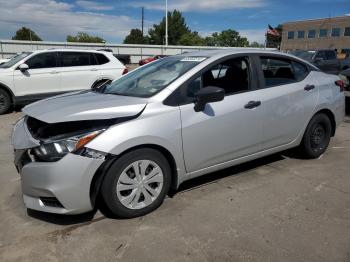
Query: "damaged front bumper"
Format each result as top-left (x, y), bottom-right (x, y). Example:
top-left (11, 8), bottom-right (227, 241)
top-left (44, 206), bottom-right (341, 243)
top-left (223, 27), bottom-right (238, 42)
top-left (12, 117), bottom-right (105, 215)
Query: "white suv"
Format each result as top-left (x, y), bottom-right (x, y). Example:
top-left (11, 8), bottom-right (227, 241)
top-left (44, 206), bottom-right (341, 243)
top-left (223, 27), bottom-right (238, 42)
top-left (0, 49), bottom-right (127, 114)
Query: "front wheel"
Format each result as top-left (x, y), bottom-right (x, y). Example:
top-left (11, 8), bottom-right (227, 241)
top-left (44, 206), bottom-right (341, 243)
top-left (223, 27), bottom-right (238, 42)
top-left (0, 89), bottom-right (11, 115)
top-left (298, 113), bottom-right (332, 159)
top-left (100, 148), bottom-right (171, 218)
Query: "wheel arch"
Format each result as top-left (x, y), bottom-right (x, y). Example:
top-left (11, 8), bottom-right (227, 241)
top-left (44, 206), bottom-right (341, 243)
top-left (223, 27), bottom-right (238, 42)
top-left (89, 143), bottom-right (180, 208)
top-left (91, 78), bottom-right (112, 89)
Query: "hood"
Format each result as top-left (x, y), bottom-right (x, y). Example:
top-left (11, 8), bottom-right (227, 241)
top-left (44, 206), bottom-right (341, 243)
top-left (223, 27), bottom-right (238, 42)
top-left (23, 91), bottom-right (148, 123)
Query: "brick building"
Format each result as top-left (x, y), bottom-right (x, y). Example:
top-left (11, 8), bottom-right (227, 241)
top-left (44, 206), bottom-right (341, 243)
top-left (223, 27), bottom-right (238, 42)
top-left (281, 15), bottom-right (350, 54)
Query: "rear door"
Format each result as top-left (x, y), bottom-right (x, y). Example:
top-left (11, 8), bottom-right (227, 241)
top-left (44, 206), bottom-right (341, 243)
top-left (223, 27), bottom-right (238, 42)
top-left (257, 56), bottom-right (319, 149)
top-left (179, 56), bottom-right (264, 173)
top-left (13, 52), bottom-right (61, 97)
top-left (58, 51), bottom-right (100, 92)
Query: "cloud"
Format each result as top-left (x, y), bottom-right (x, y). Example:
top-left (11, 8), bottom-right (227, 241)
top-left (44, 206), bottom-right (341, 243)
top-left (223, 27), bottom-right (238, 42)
top-left (76, 1), bottom-right (114, 11)
top-left (130, 0), bottom-right (265, 12)
top-left (0, 0), bottom-right (145, 42)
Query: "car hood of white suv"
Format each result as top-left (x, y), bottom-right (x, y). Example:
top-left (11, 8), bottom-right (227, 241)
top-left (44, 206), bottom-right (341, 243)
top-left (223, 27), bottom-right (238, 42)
top-left (23, 91), bottom-right (148, 123)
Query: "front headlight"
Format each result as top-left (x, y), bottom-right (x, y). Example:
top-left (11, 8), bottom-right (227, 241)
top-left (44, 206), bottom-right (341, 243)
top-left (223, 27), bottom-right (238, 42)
top-left (32, 130), bottom-right (104, 162)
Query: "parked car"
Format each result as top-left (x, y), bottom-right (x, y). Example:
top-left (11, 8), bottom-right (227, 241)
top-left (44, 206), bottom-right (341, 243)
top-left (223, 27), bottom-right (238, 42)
top-left (290, 49), bottom-right (350, 75)
top-left (339, 68), bottom-right (350, 97)
top-left (139, 55), bottom-right (167, 66)
top-left (0, 49), bottom-right (126, 114)
top-left (0, 58), bottom-right (10, 65)
top-left (12, 50), bottom-right (345, 218)
top-left (96, 49), bottom-right (131, 65)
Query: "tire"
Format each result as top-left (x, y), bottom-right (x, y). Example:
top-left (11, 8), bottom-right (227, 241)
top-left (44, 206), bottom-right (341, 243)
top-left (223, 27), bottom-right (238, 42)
top-left (0, 88), bottom-right (11, 115)
top-left (100, 148), bottom-right (171, 218)
top-left (298, 113), bottom-right (332, 159)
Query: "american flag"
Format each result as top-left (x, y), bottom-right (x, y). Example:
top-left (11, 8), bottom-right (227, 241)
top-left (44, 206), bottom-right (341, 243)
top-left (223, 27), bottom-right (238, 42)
top-left (267, 24), bottom-right (280, 37)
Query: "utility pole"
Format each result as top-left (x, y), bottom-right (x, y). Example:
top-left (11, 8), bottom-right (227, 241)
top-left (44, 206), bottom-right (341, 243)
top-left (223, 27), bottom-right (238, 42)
top-left (165, 0), bottom-right (168, 46)
top-left (141, 7), bottom-right (144, 36)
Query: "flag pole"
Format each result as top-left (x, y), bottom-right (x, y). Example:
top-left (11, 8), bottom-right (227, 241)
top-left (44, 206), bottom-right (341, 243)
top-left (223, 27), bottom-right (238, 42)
top-left (165, 0), bottom-right (168, 47)
top-left (264, 25), bottom-right (267, 49)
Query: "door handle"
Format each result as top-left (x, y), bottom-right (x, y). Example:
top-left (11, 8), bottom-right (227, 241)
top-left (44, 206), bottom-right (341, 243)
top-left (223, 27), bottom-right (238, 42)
top-left (50, 71), bottom-right (58, 74)
top-left (244, 101), bottom-right (261, 109)
top-left (304, 84), bottom-right (315, 91)
top-left (90, 68), bottom-right (98, 71)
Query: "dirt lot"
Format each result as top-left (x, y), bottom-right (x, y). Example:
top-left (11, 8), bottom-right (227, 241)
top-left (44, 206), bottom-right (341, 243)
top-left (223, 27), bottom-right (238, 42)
top-left (0, 111), bottom-right (349, 262)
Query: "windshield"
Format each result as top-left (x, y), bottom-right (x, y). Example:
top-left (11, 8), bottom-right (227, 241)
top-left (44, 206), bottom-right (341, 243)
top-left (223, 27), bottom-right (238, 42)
top-left (0, 52), bottom-right (32, 68)
top-left (290, 50), bottom-right (315, 61)
top-left (103, 56), bottom-right (206, 97)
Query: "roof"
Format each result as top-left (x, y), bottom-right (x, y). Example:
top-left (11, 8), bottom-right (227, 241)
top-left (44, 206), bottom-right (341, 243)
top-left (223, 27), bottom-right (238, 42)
top-left (283, 14), bottom-right (350, 25)
top-left (176, 48), bottom-right (284, 58)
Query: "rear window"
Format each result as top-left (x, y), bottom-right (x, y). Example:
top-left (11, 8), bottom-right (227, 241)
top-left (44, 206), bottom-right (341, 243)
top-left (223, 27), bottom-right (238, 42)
top-left (59, 52), bottom-right (96, 67)
top-left (260, 57), bottom-right (309, 87)
top-left (95, 53), bottom-right (109, 65)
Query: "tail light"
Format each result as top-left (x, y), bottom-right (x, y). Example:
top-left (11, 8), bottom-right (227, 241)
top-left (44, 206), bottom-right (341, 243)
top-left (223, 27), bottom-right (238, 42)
top-left (122, 68), bottom-right (128, 75)
top-left (335, 80), bottom-right (345, 92)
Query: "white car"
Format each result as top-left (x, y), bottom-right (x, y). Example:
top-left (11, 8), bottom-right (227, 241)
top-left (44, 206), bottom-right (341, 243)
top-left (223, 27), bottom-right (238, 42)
top-left (0, 58), bottom-right (10, 65)
top-left (0, 49), bottom-right (127, 114)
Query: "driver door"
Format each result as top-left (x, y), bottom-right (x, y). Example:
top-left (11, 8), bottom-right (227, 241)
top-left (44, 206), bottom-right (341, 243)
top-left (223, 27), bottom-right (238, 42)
top-left (179, 56), bottom-right (264, 173)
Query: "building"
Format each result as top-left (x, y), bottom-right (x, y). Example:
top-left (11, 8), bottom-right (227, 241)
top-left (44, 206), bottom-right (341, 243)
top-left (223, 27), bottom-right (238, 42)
top-left (281, 15), bottom-right (350, 54)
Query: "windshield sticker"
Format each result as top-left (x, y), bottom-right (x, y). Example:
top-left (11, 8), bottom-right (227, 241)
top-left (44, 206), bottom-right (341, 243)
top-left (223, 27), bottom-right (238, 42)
top-left (180, 57), bottom-right (207, 62)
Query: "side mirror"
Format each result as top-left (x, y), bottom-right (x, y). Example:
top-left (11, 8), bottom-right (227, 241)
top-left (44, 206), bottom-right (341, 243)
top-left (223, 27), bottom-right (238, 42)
top-left (194, 86), bottom-right (225, 112)
top-left (18, 63), bottom-right (29, 72)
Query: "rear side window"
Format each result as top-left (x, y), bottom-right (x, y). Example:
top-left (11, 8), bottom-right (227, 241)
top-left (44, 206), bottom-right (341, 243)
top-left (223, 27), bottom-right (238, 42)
top-left (59, 52), bottom-right (96, 67)
top-left (95, 53), bottom-right (110, 65)
top-left (26, 53), bottom-right (57, 69)
top-left (260, 57), bottom-right (308, 87)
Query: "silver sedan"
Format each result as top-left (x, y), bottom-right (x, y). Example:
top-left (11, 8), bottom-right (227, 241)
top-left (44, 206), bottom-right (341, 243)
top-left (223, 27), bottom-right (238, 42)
top-left (12, 49), bottom-right (345, 218)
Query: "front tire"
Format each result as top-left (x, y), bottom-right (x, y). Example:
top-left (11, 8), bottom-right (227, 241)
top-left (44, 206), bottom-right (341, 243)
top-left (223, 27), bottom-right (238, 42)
top-left (100, 148), bottom-right (171, 218)
top-left (299, 113), bottom-right (332, 159)
top-left (0, 89), bottom-right (11, 115)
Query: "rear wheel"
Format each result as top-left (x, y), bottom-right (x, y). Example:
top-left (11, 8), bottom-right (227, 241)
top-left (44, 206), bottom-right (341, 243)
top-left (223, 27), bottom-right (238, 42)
top-left (91, 79), bottom-right (111, 90)
top-left (100, 148), bottom-right (171, 218)
top-left (298, 113), bottom-right (332, 159)
top-left (0, 88), bottom-right (11, 115)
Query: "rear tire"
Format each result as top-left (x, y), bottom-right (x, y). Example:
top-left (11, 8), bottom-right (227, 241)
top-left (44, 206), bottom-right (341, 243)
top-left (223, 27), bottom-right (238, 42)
top-left (298, 113), bottom-right (332, 159)
top-left (0, 88), bottom-right (11, 115)
top-left (100, 148), bottom-right (171, 218)
top-left (91, 79), bottom-right (111, 90)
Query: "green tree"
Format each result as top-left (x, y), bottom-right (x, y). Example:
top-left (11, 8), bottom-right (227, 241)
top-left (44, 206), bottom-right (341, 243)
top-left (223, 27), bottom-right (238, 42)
top-left (12, 27), bottom-right (42, 41)
top-left (266, 24), bottom-right (282, 48)
top-left (123, 29), bottom-right (149, 44)
top-left (205, 29), bottom-right (249, 47)
top-left (148, 10), bottom-right (191, 45)
top-left (178, 31), bottom-right (206, 46)
top-left (249, 41), bottom-right (264, 48)
top-left (66, 32), bottom-right (105, 43)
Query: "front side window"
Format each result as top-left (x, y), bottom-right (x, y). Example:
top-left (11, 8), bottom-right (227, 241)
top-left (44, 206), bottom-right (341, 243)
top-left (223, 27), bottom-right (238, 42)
top-left (345, 27), bottom-right (350, 37)
top-left (182, 57), bottom-right (250, 99)
top-left (104, 56), bottom-right (206, 98)
top-left (298, 31), bottom-right (305, 39)
top-left (308, 29), bottom-right (316, 38)
top-left (288, 31), bottom-right (295, 39)
top-left (60, 52), bottom-right (96, 67)
top-left (319, 29), bottom-right (328, 38)
top-left (26, 52), bottom-right (57, 69)
top-left (331, 28), bottom-right (341, 37)
top-left (260, 57), bottom-right (308, 87)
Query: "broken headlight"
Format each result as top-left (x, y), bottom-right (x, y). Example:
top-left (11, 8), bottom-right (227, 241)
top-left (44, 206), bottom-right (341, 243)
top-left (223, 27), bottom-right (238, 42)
top-left (32, 130), bottom-right (104, 162)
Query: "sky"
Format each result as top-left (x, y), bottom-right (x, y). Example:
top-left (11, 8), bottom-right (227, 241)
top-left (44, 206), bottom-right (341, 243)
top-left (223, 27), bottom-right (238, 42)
top-left (0, 0), bottom-right (349, 44)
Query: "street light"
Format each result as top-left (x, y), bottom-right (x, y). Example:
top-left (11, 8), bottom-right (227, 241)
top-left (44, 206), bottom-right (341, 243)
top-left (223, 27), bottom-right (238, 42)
top-left (165, 0), bottom-right (168, 46)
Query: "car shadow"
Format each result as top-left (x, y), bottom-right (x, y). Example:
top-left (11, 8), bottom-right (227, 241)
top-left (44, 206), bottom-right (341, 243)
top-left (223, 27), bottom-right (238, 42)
top-left (173, 153), bottom-right (286, 195)
top-left (27, 208), bottom-right (98, 225)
